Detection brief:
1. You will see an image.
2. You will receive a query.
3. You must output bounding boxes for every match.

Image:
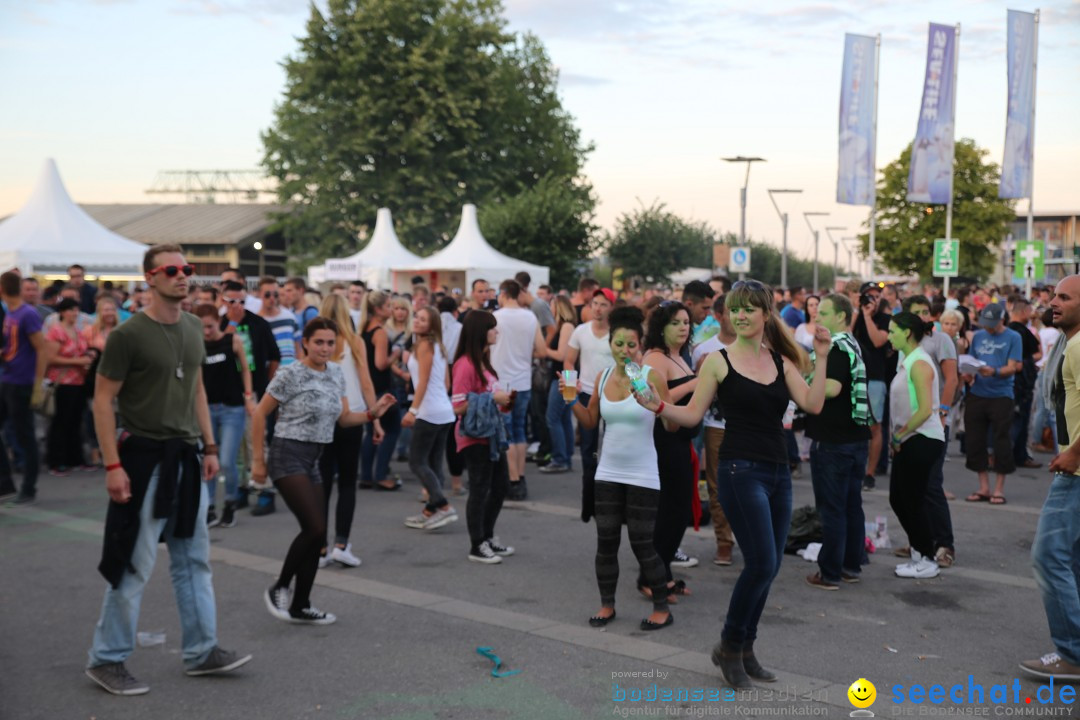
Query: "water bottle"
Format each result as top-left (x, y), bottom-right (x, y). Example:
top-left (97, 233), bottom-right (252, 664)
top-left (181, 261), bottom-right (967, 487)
top-left (623, 357), bottom-right (655, 404)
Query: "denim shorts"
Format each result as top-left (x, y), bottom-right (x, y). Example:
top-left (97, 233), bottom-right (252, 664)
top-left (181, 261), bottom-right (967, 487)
top-left (269, 437), bottom-right (324, 483)
top-left (867, 380), bottom-right (886, 424)
top-left (501, 389), bottom-right (531, 445)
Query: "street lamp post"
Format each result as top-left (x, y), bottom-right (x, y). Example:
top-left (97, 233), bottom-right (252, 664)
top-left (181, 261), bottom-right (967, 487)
top-left (767, 189), bottom-right (803, 289)
top-left (723, 156), bottom-right (766, 279)
top-left (803, 212), bottom-right (829, 292)
top-left (842, 236), bottom-right (859, 276)
top-left (824, 226), bottom-right (847, 292)
top-left (253, 241), bottom-right (264, 277)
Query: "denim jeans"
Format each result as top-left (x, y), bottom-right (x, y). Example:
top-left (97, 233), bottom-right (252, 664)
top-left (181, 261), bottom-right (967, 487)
top-left (88, 465), bottom-right (218, 670)
top-left (809, 440), bottom-right (868, 583)
top-left (545, 381), bottom-right (574, 467)
top-left (361, 404), bottom-right (401, 484)
top-left (0, 383), bottom-right (38, 497)
top-left (209, 403), bottom-right (246, 503)
top-left (925, 426), bottom-right (954, 550)
top-left (501, 389), bottom-right (531, 445)
top-left (1031, 390), bottom-right (1057, 448)
top-left (716, 458), bottom-right (792, 644)
top-left (1031, 473), bottom-right (1080, 665)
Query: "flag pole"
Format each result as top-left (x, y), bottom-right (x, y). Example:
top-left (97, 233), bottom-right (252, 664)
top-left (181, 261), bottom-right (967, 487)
top-left (868, 33), bottom-right (880, 281)
top-left (1027, 9), bottom-right (1039, 294)
top-left (944, 24), bottom-right (960, 298)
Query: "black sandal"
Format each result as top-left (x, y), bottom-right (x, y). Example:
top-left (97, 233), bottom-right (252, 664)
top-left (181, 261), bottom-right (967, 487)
top-left (589, 609), bottom-right (616, 627)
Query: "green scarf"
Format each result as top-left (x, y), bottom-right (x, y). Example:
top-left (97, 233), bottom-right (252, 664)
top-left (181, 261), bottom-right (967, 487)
top-left (809, 332), bottom-right (872, 426)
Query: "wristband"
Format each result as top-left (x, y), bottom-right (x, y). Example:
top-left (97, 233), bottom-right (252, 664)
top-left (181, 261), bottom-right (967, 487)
top-left (203, 444), bottom-right (219, 456)
top-left (366, 409), bottom-right (375, 422)
top-left (105, 462), bottom-right (123, 472)
top-left (654, 401), bottom-right (666, 416)
top-left (408, 407), bottom-right (419, 416)
top-left (939, 404), bottom-right (950, 411)
top-left (228, 321), bottom-right (239, 328)
top-left (244, 392), bottom-right (254, 398)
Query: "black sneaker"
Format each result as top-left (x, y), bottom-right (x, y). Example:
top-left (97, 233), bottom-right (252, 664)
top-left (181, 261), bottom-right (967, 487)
top-left (507, 477), bottom-right (528, 501)
top-left (0, 478), bottom-right (16, 501)
top-left (234, 488), bottom-right (249, 510)
top-left (288, 606), bottom-right (336, 625)
top-left (184, 646), bottom-right (252, 676)
top-left (206, 506), bottom-right (220, 528)
top-left (86, 662), bottom-right (150, 695)
top-left (251, 492), bottom-right (276, 516)
top-left (8, 493), bottom-right (35, 506)
top-left (862, 475), bottom-right (875, 491)
top-left (219, 501), bottom-right (237, 528)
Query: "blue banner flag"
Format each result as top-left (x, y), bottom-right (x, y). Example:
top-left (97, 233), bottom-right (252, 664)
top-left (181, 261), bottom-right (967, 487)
top-left (837, 33), bottom-right (877, 206)
top-left (907, 23), bottom-right (957, 204)
top-left (999, 10), bottom-right (1036, 199)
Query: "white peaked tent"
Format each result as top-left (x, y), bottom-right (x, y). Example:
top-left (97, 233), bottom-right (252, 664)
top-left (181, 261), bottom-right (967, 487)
top-left (0, 159), bottom-right (147, 277)
top-left (308, 208), bottom-right (421, 291)
top-left (406, 204), bottom-right (549, 291)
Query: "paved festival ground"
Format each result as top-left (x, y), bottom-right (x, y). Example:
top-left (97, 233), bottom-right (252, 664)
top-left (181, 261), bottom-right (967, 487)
top-left (1, 440), bottom-right (1075, 719)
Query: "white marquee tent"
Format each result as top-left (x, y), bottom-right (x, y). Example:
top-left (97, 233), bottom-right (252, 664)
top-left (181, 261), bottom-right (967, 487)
top-left (308, 208), bottom-right (422, 291)
top-left (0, 159), bottom-right (147, 278)
top-left (405, 204), bottom-right (549, 292)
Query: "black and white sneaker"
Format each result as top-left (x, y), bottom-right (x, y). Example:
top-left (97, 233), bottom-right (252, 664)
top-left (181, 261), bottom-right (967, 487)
top-left (670, 549), bottom-right (699, 568)
top-left (219, 501), bottom-right (237, 528)
top-left (487, 536), bottom-right (515, 557)
top-left (206, 507), bottom-right (221, 528)
top-left (264, 585), bottom-right (291, 621)
top-left (468, 540), bottom-right (503, 564)
top-left (288, 606), bottom-right (336, 625)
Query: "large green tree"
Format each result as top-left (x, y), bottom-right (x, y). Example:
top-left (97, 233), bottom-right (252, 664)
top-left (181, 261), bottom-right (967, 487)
top-left (262, 0), bottom-right (594, 265)
top-left (604, 203), bottom-right (714, 285)
top-left (861, 139), bottom-right (1016, 280)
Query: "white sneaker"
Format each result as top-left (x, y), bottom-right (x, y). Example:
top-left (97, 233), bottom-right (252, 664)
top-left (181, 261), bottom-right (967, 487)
top-left (422, 506), bottom-right (458, 530)
top-left (895, 556), bottom-right (940, 579)
top-left (670, 549), bottom-right (698, 568)
top-left (404, 513), bottom-right (427, 529)
top-left (330, 543), bottom-right (362, 568)
top-left (468, 540), bottom-right (502, 564)
top-left (487, 536), bottom-right (515, 556)
top-left (318, 554), bottom-right (332, 569)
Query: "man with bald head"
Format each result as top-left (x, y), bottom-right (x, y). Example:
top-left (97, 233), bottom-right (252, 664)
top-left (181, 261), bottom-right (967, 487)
top-left (1022, 274), bottom-right (1080, 682)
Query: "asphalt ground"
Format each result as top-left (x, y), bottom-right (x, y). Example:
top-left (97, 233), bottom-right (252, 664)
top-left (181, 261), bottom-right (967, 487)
top-left (1, 439), bottom-right (1076, 719)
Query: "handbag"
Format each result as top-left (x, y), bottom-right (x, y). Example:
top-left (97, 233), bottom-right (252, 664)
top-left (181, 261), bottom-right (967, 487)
top-left (35, 380), bottom-right (57, 418)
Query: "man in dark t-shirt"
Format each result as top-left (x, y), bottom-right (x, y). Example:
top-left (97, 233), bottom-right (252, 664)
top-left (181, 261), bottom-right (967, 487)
top-left (1008, 296), bottom-right (1042, 468)
top-left (219, 282), bottom-right (280, 397)
top-left (851, 283), bottom-right (892, 489)
top-left (806, 294), bottom-right (872, 590)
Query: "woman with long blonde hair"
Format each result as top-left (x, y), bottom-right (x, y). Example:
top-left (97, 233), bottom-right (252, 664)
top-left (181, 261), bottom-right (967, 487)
top-left (359, 290), bottom-right (403, 490)
top-left (386, 296), bottom-right (414, 461)
top-left (316, 294), bottom-right (382, 567)
top-left (634, 279), bottom-right (831, 689)
top-left (401, 305), bottom-right (458, 530)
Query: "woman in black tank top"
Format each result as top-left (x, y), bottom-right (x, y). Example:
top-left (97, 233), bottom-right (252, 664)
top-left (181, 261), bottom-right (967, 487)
top-left (633, 280), bottom-right (832, 690)
top-left (358, 291), bottom-right (403, 491)
top-left (542, 297), bottom-right (578, 472)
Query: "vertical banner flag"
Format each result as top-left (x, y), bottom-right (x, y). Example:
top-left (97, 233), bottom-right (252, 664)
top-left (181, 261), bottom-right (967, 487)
top-left (999, 10), bottom-right (1036, 199)
top-left (907, 23), bottom-right (957, 204)
top-left (837, 33), bottom-right (877, 206)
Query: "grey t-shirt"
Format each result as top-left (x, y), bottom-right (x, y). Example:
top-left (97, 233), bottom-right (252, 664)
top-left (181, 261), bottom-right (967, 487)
top-left (266, 362), bottom-right (345, 444)
top-left (530, 297), bottom-right (555, 329)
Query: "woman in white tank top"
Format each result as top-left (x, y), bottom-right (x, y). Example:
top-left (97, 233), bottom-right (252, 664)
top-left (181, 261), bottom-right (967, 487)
top-left (402, 307), bottom-right (459, 531)
top-left (565, 307), bottom-right (679, 632)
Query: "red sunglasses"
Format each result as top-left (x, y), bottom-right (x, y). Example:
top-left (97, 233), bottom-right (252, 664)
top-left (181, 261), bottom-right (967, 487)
top-left (148, 264), bottom-right (194, 278)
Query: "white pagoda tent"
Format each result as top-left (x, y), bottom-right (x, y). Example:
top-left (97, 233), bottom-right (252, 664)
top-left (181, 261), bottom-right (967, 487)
top-left (308, 208), bottom-right (421, 291)
top-left (405, 204), bottom-right (549, 291)
top-left (0, 159), bottom-right (147, 279)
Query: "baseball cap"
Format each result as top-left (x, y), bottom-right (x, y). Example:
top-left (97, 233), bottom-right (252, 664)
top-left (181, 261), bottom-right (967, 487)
top-left (977, 303), bottom-right (1005, 328)
top-left (593, 287), bottom-right (616, 304)
top-left (860, 281), bottom-right (884, 294)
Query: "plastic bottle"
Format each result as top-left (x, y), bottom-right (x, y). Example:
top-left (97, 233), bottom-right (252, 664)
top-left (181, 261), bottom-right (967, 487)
top-left (623, 357), bottom-right (655, 404)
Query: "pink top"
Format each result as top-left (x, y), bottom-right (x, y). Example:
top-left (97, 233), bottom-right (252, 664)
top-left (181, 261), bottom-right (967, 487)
top-left (451, 359), bottom-right (497, 451)
top-left (46, 323), bottom-right (89, 386)
top-left (81, 324), bottom-right (112, 352)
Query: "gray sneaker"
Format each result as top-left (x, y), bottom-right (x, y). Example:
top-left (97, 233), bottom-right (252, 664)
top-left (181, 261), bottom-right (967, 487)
top-left (185, 646), bottom-right (252, 676)
top-left (422, 506), bottom-right (458, 530)
top-left (85, 662), bottom-right (150, 696)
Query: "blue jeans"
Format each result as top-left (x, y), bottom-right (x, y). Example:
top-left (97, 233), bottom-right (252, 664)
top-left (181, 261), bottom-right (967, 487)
top-left (88, 465), bottom-right (218, 670)
top-left (1031, 474), bottom-right (1080, 665)
top-left (545, 381), bottom-right (574, 467)
top-left (0, 384), bottom-right (38, 497)
top-left (501, 389), bottom-right (531, 445)
top-left (361, 404), bottom-right (401, 484)
top-left (1031, 390), bottom-right (1057, 447)
top-left (208, 404), bottom-right (246, 503)
top-left (810, 441), bottom-right (868, 583)
top-left (716, 459), bottom-right (792, 643)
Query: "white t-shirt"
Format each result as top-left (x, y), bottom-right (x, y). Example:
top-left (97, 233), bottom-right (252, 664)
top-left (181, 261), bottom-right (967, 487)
top-left (491, 307), bottom-right (538, 392)
top-left (1038, 327), bottom-right (1062, 369)
top-left (692, 334), bottom-right (727, 429)
top-left (441, 312), bottom-right (462, 362)
top-left (569, 322), bottom-right (614, 394)
top-left (348, 308), bottom-right (362, 331)
top-left (244, 295), bottom-right (263, 314)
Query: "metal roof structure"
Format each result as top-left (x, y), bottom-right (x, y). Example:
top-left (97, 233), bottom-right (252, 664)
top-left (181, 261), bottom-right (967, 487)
top-left (78, 203), bottom-right (283, 246)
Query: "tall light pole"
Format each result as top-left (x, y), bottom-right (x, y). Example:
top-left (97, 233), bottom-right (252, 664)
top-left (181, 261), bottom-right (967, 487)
top-left (767, 189), bottom-right (802, 289)
top-left (723, 156), bottom-right (766, 279)
top-left (253, 241), bottom-right (265, 277)
top-left (803, 212), bottom-right (829, 291)
top-left (824, 226), bottom-right (847, 292)
top-left (842, 236), bottom-right (859, 276)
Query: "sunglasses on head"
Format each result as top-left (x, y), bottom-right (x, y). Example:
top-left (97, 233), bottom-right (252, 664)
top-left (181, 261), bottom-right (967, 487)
top-left (263, 290), bottom-right (279, 299)
top-left (149, 264), bottom-right (194, 278)
top-left (732, 279), bottom-right (766, 291)
top-left (659, 300), bottom-right (678, 308)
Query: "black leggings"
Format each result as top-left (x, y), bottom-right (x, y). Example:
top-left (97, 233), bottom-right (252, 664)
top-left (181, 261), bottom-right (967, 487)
top-left (594, 481), bottom-right (668, 612)
top-left (274, 473), bottom-right (327, 613)
top-left (317, 424), bottom-right (362, 547)
top-left (463, 443), bottom-right (508, 549)
top-left (47, 385), bottom-right (85, 469)
top-left (641, 434), bottom-right (692, 586)
top-left (889, 434), bottom-right (945, 559)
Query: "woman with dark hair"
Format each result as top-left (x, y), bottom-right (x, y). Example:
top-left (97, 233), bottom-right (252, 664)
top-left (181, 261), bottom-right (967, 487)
top-left (451, 311), bottom-right (515, 563)
top-left (541, 296), bottom-right (578, 474)
top-left (359, 290), bottom-right (404, 491)
top-left (565, 306), bottom-right (676, 632)
top-left (887, 311), bottom-right (945, 580)
top-left (44, 298), bottom-right (92, 475)
top-left (634, 280), bottom-right (831, 689)
top-left (637, 300), bottom-right (698, 600)
top-left (252, 318), bottom-right (394, 624)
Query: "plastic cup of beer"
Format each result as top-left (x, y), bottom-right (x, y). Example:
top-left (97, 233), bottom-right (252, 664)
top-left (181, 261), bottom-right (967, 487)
top-left (562, 370), bottom-right (578, 402)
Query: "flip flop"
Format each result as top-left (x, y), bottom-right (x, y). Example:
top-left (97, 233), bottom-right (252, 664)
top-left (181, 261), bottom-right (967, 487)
top-left (989, 495), bottom-right (1007, 505)
top-left (965, 493), bottom-right (991, 502)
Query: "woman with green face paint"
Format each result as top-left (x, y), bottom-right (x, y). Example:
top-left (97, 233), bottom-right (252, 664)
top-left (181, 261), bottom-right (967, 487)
top-left (564, 306), bottom-right (677, 631)
top-left (886, 312), bottom-right (945, 581)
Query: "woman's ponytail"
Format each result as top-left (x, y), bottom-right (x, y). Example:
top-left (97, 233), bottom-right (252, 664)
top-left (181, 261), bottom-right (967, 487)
top-left (764, 312), bottom-right (810, 373)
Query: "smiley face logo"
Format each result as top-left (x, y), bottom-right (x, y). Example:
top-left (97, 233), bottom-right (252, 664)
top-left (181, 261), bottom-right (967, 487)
top-left (848, 678), bottom-right (877, 709)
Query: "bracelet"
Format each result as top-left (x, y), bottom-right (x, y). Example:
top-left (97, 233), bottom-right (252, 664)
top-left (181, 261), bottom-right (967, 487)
top-left (939, 404), bottom-right (950, 411)
top-left (105, 462), bottom-right (123, 472)
top-left (654, 401), bottom-right (666, 416)
top-left (203, 444), bottom-right (219, 456)
top-left (366, 409), bottom-right (375, 422)
top-left (408, 407), bottom-right (419, 416)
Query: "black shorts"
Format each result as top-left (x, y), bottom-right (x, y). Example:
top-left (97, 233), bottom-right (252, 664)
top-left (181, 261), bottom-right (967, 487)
top-left (269, 437), bottom-right (324, 483)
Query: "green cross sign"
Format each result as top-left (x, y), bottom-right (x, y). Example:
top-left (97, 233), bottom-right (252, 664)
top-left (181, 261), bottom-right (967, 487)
top-left (1014, 241), bottom-right (1044, 280)
top-left (933, 239), bottom-right (959, 278)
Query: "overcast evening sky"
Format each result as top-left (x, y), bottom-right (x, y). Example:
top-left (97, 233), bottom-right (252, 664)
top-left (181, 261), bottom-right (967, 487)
top-left (1, 0), bottom-right (1077, 267)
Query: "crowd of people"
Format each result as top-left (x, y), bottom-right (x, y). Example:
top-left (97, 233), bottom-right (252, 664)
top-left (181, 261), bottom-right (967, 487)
top-left (1, 251), bottom-right (1076, 694)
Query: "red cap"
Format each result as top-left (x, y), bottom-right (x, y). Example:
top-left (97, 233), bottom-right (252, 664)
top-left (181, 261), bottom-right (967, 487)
top-left (593, 287), bottom-right (616, 304)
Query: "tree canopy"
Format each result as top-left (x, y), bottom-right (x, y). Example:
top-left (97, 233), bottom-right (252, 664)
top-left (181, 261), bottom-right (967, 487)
top-left (861, 139), bottom-right (1016, 281)
top-left (262, 0), bottom-right (595, 269)
top-left (604, 202), bottom-right (714, 285)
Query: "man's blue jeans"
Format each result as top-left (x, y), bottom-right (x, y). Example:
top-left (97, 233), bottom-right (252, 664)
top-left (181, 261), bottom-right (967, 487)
top-left (809, 440), bottom-right (868, 583)
top-left (88, 465), bottom-right (218, 670)
top-left (545, 381), bottom-right (574, 467)
top-left (209, 403), bottom-right (246, 503)
top-left (1031, 473), bottom-right (1080, 665)
top-left (361, 404), bottom-right (401, 484)
top-left (716, 459), bottom-right (792, 644)
top-left (0, 383), bottom-right (38, 497)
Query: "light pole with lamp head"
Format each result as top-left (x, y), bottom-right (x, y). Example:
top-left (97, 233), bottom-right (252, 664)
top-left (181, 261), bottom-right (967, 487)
top-left (803, 212), bottom-right (829, 292)
top-left (253, 241), bottom-right (264, 277)
top-left (842, 236), bottom-right (859, 277)
top-left (824, 226), bottom-right (847, 292)
top-left (723, 156), bottom-right (766, 279)
top-left (767, 189), bottom-right (802, 289)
